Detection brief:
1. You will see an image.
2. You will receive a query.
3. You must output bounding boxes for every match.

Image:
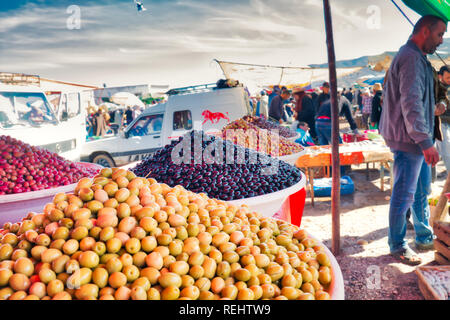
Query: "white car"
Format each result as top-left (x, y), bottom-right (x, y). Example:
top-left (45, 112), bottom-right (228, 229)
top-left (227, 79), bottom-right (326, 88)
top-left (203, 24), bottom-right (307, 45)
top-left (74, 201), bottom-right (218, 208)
top-left (80, 84), bottom-right (252, 167)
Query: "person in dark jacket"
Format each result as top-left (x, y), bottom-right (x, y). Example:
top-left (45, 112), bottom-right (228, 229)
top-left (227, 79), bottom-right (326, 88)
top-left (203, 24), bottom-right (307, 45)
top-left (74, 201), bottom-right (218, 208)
top-left (292, 87), bottom-right (317, 139)
top-left (357, 89), bottom-right (363, 112)
top-left (435, 65), bottom-right (450, 173)
top-left (268, 89), bottom-right (290, 123)
top-left (316, 82), bottom-right (330, 113)
top-left (310, 88), bottom-right (319, 113)
top-left (125, 106), bottom-right (133, 126)
top-left (315, 95), bottom-right (358, 145)
top-left (345, 88), bottom-right (354, 103)
top-left (370, 83), bottom-right (383, 129)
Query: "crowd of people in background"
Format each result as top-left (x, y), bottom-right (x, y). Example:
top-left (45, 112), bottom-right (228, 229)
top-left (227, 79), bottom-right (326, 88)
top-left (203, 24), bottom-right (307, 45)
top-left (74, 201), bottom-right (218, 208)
top-left (86, 104), bottom-right (145, 139)
top-left (252, 81), bottom-right (385, 147)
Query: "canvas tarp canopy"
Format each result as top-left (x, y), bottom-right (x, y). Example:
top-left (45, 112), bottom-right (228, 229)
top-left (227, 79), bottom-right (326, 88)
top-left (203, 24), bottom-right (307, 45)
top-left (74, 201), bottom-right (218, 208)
top-left (214, 59), bottom-right (362, 94)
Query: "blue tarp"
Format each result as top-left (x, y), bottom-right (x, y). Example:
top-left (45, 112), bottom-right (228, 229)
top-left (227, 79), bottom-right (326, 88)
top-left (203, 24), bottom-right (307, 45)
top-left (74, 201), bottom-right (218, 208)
top-left (363, 76), bottom-right (385, 85)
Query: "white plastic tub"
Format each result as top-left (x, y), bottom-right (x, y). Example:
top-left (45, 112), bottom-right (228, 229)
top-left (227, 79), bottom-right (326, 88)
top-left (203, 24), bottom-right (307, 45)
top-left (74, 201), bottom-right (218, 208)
top-left (270, 217), bottom-right (345, 300)
top-left (277, 149), bottom-right (307, 166)
top-left (227, 171), bottom-right (306, 218)
top-left (309, 232), bottom-right (345, 300)
top-left (0, 163), bottom-right (102, 226)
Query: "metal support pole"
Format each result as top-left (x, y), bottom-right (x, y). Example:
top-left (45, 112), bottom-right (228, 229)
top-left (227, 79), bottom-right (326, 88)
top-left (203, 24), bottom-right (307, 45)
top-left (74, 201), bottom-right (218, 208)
top-left (323, 0), bottom-right (340, 255)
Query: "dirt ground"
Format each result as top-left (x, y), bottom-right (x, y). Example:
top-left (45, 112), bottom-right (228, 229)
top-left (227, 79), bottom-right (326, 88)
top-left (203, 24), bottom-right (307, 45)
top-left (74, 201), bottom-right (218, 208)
top-left (300, 160), bottom-right (449, 300)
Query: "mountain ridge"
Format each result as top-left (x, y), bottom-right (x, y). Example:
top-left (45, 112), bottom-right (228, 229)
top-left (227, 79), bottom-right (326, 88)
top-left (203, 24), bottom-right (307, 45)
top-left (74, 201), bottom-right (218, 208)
top-left (309, 38), bottom-right (450, 69)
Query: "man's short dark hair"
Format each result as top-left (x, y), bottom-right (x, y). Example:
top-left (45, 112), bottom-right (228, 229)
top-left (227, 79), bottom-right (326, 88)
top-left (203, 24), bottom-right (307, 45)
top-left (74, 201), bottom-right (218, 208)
top-left (438, 65), bottom-right (450, 75)
top-left (413, 15), bottom-right (447, 35)
top-left (322, 82), bottom-right (330, 88)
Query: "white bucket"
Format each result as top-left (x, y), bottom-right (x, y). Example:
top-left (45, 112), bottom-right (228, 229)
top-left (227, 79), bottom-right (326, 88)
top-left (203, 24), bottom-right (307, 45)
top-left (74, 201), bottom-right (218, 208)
top-left (270, 217), bottom-right (345, 300)
top-left (308, 232), bottom-right (345, 300)
top-left (227, 171), bottom-right (306, 218)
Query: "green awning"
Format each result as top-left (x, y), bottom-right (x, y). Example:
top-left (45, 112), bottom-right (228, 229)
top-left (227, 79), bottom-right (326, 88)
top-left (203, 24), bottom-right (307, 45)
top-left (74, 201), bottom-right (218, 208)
top-left (402, 0), bottom-right (450, 22)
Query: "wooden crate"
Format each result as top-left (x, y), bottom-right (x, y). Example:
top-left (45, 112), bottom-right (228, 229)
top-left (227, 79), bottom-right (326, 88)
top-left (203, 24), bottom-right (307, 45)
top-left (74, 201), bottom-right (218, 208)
top-left (435, 239), bottom-right (450, 262)
top-left (415, 265), bottom-right (450, 300)
top-left (435, 252), bottom-right (450, 265)
top-left (434, 221), bottom-right (450, 247)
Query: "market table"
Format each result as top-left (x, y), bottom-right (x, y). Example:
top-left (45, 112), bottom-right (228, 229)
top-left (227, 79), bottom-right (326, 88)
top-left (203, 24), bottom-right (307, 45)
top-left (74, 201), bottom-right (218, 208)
top-left (295, 140), bottom-right (394, 206)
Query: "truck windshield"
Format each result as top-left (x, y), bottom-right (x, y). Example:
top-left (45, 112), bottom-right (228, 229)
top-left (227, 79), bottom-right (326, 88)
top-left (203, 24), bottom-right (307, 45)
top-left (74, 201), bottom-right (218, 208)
top-left (0, 92), bottom-right (57, 129)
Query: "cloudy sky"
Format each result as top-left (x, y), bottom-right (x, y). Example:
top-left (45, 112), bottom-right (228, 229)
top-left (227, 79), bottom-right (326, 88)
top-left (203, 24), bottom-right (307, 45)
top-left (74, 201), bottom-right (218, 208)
top-left (0, 0), bottom-right (437, 88)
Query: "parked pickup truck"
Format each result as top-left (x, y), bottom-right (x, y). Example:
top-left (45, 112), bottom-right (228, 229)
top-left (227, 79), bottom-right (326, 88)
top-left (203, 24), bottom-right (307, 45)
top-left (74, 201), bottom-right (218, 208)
top-left (80, 83), bottom-right (252, 167)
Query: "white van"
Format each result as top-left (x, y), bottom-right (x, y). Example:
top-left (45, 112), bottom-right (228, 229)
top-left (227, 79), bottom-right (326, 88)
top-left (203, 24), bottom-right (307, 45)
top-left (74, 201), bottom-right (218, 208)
top-left (0, 85), bottom-right (86, 161)
top-left (80, 83), bottom-right (252, 167)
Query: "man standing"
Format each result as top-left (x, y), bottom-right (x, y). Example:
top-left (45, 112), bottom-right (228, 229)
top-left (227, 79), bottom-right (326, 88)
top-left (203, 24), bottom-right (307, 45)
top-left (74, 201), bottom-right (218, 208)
top-left (357, 88), bottom-right (363, 112)
top-left (436, 65), bottom-right (450, 174)
top-left (315, 93), bottom-right (358, 145)
top-left (316, 82), bottom-right (330, 113)
top-left (124, 106), bottom-right (133, 126)
top-left (292, 87), bottom-right (317, 139)
top-left (310, 88), bottom-right (319, 112)
top-left (379, 15), bottom-right (447, 265)
top-left (345, 87), bottom-right (354, 104)
top-left (268, 89), bottom-right (290, 123)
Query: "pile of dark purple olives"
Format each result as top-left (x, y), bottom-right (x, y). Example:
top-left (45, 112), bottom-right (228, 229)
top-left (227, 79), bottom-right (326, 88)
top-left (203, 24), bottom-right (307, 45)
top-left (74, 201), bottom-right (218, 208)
top-left (131, 131), bottom-right (302, 201)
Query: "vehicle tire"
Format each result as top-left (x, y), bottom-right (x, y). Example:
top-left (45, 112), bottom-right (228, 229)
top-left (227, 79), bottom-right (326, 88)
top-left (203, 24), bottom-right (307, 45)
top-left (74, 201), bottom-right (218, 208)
top-left (92, 154), bottom-right (115, 168)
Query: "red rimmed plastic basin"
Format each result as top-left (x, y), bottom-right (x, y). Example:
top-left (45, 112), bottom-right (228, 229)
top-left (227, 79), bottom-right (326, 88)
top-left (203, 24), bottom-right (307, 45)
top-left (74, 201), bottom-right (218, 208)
top-left (0, 162), bottom-right (102, 225)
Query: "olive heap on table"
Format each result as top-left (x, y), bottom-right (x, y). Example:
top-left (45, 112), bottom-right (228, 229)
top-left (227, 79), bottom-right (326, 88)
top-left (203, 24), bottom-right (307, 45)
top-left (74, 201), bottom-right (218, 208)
top-left (222, 119), bottom-right (304, 157)
top-left (0, 135), bottom-right (99, 195)
top-left (243, 116), bottom-right (297, 139)
top-left (131, 131), bottom-right (303, 201)
top-left (0, 168), bottom-right (333, 300)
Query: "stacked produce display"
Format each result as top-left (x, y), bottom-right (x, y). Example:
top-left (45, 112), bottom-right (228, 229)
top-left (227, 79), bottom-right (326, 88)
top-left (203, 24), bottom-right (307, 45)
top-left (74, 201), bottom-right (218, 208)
top-left (243, 116), bottom-right (297, 139)
top-left (0, 135), bottom-right (99, 195)
top-left (0, 168), bottom-right (334, 300)
top-left (221, 119), bottom-right (304, 157)
top-left (131, 131), bottom-right (303, 201)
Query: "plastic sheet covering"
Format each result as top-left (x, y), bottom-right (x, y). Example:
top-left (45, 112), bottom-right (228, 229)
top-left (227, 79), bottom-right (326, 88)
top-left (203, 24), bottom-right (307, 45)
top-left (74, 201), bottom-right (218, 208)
top-left (215, 59), bottom-right (363, 93)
